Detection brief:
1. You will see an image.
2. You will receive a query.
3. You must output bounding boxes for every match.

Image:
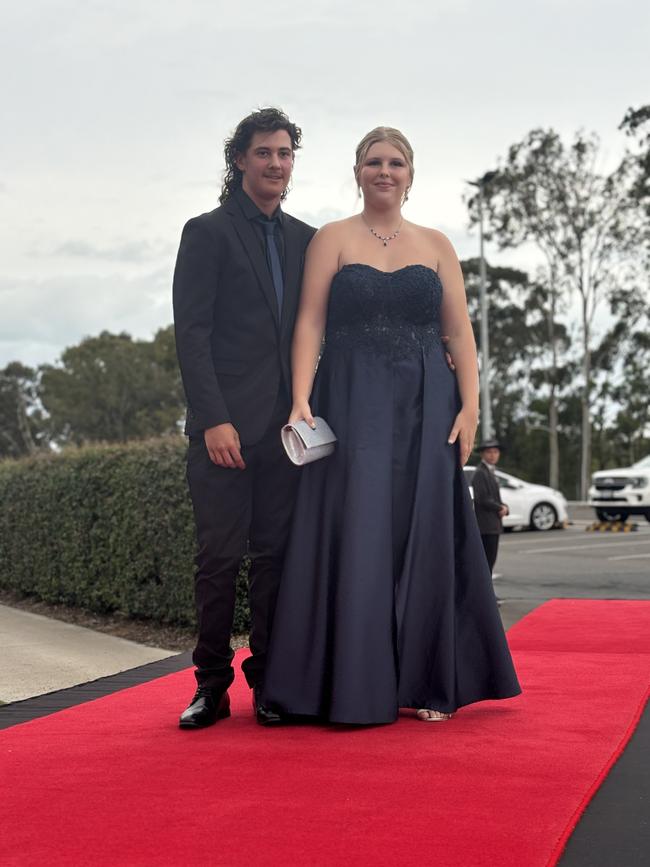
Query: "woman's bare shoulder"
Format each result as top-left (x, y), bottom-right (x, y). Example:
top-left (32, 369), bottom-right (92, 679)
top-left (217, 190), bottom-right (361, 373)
top-left (308, 217), bottom-right (358, 253)
top-left (408, 222), bottom-right (454, 249)
top-left (404, 223), bottom-right (457, 269)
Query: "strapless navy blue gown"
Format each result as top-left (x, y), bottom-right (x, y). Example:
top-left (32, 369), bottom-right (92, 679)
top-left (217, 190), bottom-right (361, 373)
top-left (264, 264), bottom-right (521, 723)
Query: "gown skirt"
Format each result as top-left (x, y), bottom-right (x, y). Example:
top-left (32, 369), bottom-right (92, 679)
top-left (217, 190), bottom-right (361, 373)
top-left (263, 264), bottom-right (521, 724)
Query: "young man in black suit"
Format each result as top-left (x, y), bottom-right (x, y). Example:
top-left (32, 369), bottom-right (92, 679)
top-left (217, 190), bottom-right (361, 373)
top-left (173, 108), bottom-right (316, 728)
top-left (472, 440), bottom-right (509, 576)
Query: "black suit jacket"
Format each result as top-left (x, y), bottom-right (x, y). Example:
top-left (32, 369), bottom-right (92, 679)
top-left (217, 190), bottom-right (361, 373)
top-left (172, 194), bottom-right (316, 444)
top-left (472, 462), bottom-right (505, 535)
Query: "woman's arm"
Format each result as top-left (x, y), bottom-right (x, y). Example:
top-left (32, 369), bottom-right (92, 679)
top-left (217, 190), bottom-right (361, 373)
top-left (435, 231), bottom-right (480, 465)
top-left (289, 224), bottom-right (340, 426)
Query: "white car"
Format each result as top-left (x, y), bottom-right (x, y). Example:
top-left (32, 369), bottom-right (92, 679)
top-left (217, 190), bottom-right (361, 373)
top-left (588, 455), bottom-right (650, 523)
top-left (463, 466), bottom-right (569, 531)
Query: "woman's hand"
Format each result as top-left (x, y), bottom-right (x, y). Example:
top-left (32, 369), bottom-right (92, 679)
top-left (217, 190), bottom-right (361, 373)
top-left (288, 399), bottom-right (316, 429)
top-left (447, 408), bottom-right (478, 466)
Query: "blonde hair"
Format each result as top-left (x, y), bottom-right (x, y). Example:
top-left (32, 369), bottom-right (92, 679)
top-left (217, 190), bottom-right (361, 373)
top-left (354, 126), bottom-right (414, 201)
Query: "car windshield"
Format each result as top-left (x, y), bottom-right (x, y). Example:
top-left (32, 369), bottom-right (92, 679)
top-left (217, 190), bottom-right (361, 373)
top-left (632, 455), bottom-right (650, 470)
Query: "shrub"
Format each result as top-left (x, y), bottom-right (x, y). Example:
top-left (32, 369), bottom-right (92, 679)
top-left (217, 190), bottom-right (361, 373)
top-left (0, 438), bottom-right (251, 632)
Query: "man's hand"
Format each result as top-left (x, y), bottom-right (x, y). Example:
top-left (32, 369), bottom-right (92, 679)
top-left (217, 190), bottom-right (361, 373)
top-left (447, 407), bottom-right (478, 466)
top-left (499, 505), bottom-right (509, 518)
top-left (204, 423), bottom-right (246, 469)
top-left (441, 336), bottom-right (455, 372)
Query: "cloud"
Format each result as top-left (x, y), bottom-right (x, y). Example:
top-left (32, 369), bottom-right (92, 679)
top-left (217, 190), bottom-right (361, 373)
top-left (0, 269), bottom-right (173, 368)
top-left (49, 238), bottom-right (175, 263)
top-left (291, 206), bottom-right (349, 230)
top-left (0, 0), bottom-right (640, 378)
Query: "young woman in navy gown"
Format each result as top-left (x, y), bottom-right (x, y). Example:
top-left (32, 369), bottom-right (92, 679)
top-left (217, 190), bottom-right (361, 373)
top-left (263, 127), bottom-right (521, 724)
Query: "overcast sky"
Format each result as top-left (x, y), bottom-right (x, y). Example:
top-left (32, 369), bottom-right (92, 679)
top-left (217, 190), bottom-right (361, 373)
top-left (1, 0), bottom-right (648, 368)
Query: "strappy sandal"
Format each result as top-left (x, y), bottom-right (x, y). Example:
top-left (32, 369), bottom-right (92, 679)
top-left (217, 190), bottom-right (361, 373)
top-left (416, 709), bottom-right (452, 722)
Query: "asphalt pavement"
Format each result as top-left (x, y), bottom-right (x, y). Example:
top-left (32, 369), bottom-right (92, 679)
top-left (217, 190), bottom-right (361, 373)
top-left (496, 505), bottom-right (650, 623)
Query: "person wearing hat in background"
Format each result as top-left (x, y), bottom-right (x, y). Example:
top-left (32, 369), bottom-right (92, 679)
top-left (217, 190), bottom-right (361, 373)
top-left (473, 440), bottom-right (509, 576)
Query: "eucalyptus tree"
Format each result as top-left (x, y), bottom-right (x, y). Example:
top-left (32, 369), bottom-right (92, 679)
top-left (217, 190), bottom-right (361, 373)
top-left (0, 362), bottom-right (45, 458)
top-left (468, 128), bottom-right (640, 498)
top-left (462, 258), bottom-right (570, 488)
top-left (620, 104), bottom-right (650, 220)
top-left (592, 284), bottom-right (650, 467)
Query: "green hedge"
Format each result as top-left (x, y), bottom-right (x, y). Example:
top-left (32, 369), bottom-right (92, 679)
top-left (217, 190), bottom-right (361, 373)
top-left (0, 438), bottom-right (250, 632)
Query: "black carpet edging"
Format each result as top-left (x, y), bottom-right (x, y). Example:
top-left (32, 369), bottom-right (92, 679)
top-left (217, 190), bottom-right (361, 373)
top-left (0, 651), bottom-right (192, 730)
top-left (559, 698), bottom-right (649, 867)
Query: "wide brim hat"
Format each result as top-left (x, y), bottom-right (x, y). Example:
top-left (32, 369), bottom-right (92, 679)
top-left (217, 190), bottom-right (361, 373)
top-left (477, 439), bottom-right (502, 451)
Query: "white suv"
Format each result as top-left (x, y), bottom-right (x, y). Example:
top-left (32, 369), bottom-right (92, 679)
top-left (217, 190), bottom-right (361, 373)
top-left (588, 455), bottom-right (650, 522)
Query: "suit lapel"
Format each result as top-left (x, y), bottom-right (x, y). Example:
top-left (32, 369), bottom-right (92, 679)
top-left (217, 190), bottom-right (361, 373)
top-left (226, 201), bottom-right (280, 328)
top-left (281, 215), bottom-right (303, 338)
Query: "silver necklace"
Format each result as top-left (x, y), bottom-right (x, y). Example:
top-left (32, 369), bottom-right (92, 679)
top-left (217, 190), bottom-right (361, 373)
top-left (363, 216), bottom-right (403, 246)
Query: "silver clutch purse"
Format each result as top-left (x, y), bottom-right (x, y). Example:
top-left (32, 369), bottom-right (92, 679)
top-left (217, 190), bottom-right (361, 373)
top-left (281, 417), bottom-right (337, 466)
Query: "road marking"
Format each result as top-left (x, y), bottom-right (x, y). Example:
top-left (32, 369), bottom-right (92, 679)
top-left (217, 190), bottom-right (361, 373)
top-left (607, 553), bottom-right (650, 561)
top-left (518, 540), bottom-right (650, 555)
top-left (503, 526), bottom-right (650, 542)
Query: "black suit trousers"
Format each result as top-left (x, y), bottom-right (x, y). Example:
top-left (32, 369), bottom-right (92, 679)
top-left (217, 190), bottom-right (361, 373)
top-left (480, 533), bottom-right (500, 574)
top-left (186, 395), bottom-right (299, 692)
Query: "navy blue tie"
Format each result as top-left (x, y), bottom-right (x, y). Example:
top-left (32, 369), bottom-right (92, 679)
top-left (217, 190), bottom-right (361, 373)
top-left (262, 218), bottom-right (284, 315)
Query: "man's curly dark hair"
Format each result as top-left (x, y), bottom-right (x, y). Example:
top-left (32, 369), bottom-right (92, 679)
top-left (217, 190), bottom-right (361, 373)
top-left (220, 107), bottom-right (303, 204)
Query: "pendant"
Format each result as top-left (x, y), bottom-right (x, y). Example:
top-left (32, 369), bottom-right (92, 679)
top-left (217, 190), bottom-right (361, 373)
top-left (366, 221), bottom-right (402, 246)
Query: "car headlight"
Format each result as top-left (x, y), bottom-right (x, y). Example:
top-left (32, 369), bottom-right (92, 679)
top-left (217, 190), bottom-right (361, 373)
top-left (629, 476), bottom-right (648, 489)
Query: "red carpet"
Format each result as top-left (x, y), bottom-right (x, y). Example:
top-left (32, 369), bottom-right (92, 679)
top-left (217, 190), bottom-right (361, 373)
top-left (1, 599), bottom-right (648, 867)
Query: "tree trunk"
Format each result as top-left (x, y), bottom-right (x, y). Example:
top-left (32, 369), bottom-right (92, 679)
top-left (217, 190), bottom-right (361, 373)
top-left (547, 288), bottom-right (560, 490)
top-left (580, 337), bottom-right (592, 501)
top-left (16, 386), bottom-right (36, 455)
top-left (549, 392), bottom-right (559, 490)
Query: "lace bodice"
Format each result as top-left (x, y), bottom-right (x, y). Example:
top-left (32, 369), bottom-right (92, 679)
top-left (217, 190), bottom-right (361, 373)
top-left (324, 263), bottom-right (443, 361)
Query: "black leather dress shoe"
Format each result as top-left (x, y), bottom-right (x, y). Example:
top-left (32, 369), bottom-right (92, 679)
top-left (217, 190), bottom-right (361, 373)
top-left (179, 687), bottom-right (230, 729)
top-left (252, 684), bottom-right (283, 726)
